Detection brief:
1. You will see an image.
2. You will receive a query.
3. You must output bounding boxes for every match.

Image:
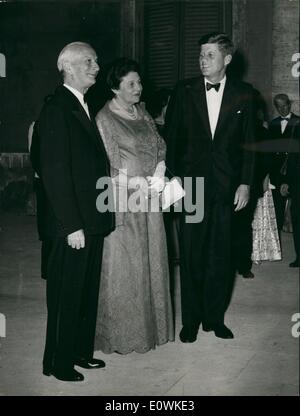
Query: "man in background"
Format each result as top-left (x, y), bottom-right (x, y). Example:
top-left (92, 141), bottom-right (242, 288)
top-left (268, 94), bottom-right (300, 240)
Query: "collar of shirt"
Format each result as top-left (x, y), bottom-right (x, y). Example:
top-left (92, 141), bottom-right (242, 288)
top-left (63, 83), bottom-right (90, 118)
top-left (280, 113), bottom-right (291, 134)
top-left (204, 75), bottom-right (226, 139)
top-left (280, 113), bottom-right (291, 121)
top-left (205, 75), bottom-right (227, 94)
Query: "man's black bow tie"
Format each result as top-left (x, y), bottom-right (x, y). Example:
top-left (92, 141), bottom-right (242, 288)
top-left (280, 117), bottom-right (289, 121)
top-left (206, 82), bottom-right (221, 92)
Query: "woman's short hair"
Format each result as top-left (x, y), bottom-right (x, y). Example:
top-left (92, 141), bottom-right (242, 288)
top-left (107, 57), bottom-right (140, 90)
top-left (198, 32), bottom-right (234, 56)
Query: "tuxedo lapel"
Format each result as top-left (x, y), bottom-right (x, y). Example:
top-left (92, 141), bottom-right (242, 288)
top-left (275, 120), bottom-right (282, 138)
top-left (72, 107), bottom-right (95, 138)
top-left (284, 115), bottom-right (299, 138)
top-left (57, 86), bottom-right (107, 158)
top-left (191, 78), bottom-right (212, 139)
top-left (71, 102), bottom-right (109, 162)
top-left (213, 79), bottom-right (235, 140)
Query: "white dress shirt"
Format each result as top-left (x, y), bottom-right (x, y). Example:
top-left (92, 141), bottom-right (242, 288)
top-left (280, 113), bottom-right (291, 134)
top-left (205, 75), bottom-right (226, 139)
top-left (63, 83), bottom-right (90, 119)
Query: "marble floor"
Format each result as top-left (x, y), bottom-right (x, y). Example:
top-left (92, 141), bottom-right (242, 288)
top-left (0, 213), bottom-right (299, 396)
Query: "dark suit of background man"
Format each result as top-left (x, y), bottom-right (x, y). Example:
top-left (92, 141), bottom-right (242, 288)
top-left (280, 122), bottom-right (300, 268)
top-left (268, 94), bottom-right (300, 239)
top-left (30, 42), bottom-right (115, 382)
top-left (165, 32), bottom-right (255, 343)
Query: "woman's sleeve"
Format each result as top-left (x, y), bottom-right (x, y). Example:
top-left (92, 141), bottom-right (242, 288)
top-left (157, 131), bottom-right (167, 163)
top-left (96, 111), bottom-right (127, 226)
top-left (141, 103), bottom-right (167, 163)
top-left (95, 111), bottom-right (122, 177)
top-left (153, 160), bottom-right (166, 179)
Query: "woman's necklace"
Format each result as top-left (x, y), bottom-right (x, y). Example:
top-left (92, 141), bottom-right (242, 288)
top-left (113, 98), bottom-right (138, 120)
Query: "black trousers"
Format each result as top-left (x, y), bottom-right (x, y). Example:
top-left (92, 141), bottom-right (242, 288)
top-left (232, 196), bottom-right (258, 274)
top-left (272, 188), bottom-right (287, 234)
top-left (290, 193), bottom-right (300, 261)
top-left (179, 198), bottom-right (232, 329)
top-left (43, 235), bottom-right (103, 374)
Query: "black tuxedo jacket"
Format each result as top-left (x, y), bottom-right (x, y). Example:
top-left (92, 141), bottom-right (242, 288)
top-left (30, 85), bottom-right (115, 240)
top-left (268, 113), bottom-right (300, 188)
top-left (165, 76), bottom-right (255, 202)
top-left (286, 122), bottom-right (300, 197)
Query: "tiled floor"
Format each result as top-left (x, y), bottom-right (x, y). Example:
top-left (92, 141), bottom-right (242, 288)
top-left (0, 213), bottom-right (299, 396)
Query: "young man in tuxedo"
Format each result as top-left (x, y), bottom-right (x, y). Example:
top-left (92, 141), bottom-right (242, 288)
top-left (268, 94), bottom-right (300, 242)
top-left (30, 42), bottom-right (115, 381)
top-left (165, 32), bottom-right (255, 343)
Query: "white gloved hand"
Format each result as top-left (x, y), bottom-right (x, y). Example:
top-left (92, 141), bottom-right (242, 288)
top-left (146, 176), bottom-right (165, 196)
top-left (128, 176), bottom-right (149, 196)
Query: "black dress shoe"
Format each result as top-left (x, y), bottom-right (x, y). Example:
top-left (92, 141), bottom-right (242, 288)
top-left (42, 368), bottom-right (51, 377)
top-left (203, 323), bottom-right (234, 339)
top-left (289, 260), bottom-right (299, 268)
top-left (74, 357), bottom-right (105, 369)
top-left (43, 368), bottom-right (84, 382)
top-left (179, 325), bottom-right (199, 343)
top-left (240, 270), bottom-right (254, 279)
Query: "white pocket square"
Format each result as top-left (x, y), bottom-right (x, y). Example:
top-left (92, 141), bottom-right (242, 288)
top-left (237, 110), bottom-right (242, 114)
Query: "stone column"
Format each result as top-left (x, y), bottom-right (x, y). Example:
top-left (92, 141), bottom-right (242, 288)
top-left (120, 0), bottom-right (144, 62)
top-left (232, 0), bottom-right (248, 52)
top-left (272, 0), bottom-right (300, 117)
top-left (232, 0), bottom-right (273, 118)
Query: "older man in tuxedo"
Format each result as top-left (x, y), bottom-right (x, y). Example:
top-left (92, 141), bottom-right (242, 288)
top-left (165, 32), bottom-right (255, 342)
top-left (30, 42), bottom-right (115, 381)
top-left (268, 94), bottom-right (300, 241)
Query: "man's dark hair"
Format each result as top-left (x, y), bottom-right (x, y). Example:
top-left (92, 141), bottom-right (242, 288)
top-left (198, 32), bottom-right (234, 56)
top-left (107, 57), bottom-right (141, 90)
top-left (273, 93), bottom-right (291, 105)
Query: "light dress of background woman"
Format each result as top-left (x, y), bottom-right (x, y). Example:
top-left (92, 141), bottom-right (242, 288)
top-left (94, 58), bottom-right (174, 354)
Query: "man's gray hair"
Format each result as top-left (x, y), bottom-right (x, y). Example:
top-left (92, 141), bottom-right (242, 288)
top-left (57, 41), bottom-right (93, 73)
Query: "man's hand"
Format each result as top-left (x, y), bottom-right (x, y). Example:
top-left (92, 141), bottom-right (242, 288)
top-left (67, 229), bottom-right (85, 249)
top-left (234, 184), bottom-right (250, 211)
top-left (280, 183), bottom-right (289, 197)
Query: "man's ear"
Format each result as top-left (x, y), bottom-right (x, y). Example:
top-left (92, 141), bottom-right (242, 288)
top-left (224, 54), bottom-right (232, 66)
top-left (63, 61), bottom-right (72, 75)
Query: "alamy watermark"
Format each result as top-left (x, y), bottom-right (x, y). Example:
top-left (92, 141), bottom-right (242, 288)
top-left (291, 53), bottom-right (300, 78)
top-left (0, 53), bottom-right (6, 78)
top-left (291, 313), bottom-right (300, 338)
top-left (0, 313), bottom-right (6, 337)
top-left (95, 174), bottom-right (205, 224)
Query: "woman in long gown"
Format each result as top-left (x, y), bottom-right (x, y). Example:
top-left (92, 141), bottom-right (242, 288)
top-left (94, 58), bottom-right (174, 354)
